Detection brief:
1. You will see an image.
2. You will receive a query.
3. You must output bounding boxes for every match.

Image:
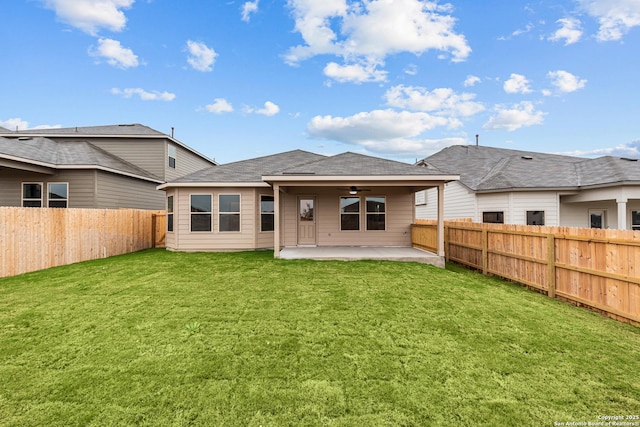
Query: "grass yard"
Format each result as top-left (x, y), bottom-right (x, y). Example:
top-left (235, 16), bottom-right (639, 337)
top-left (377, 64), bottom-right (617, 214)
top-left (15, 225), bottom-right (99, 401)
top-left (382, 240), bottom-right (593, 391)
top-left (0, 249), bottom-right (638, 426)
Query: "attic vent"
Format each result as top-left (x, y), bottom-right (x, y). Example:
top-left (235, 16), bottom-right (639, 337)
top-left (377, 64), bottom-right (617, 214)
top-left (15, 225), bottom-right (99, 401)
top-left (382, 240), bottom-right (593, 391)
top-left (621, 157), bottom-right (638, 162)
top-left (521, 156), bottom-right (533, 160)
top-left (17, 137), bottom-right (32, 141)
top-left (282, 171), bottom-right (315, 175)
top-left (118, 124), bottom-right (136, 127)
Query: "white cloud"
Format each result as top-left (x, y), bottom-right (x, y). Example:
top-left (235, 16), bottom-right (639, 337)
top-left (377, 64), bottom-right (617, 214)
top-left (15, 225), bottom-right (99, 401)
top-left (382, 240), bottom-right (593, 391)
top-left (562, 140), bottom-right (640, 157)
top-left (205, 98), bottom-right (234, 114)
top-left (0, 118), bottom-right (61, 130)
top-left (186, 40), bottom-right (217, 72)
top-left (404, 64), bottom-right (418, 76)
top-left (241, 0), bottom-right (259, 22)
top-left (463, 75), bottom-right (481, 87)
top-left (384, 85), bottom-right (485, 117)
top-left (549, 17), bottom-right (583, 45)
top-left (285, 0), bottom-right (470, 82)
top-left (323, 61), bottom-right (387, 83)
top-left (547, 70), bottom-right (587, 93)
top-left (111, 88), bottom-right (176, 101)
top-left (483, 101), bottom-right (545, 131)
top-left (307, 109), bottom-right (465, 156)
top-left (41, 0), bottom-right (134, 35)
top-left (90, 38), bottom-right (139, 68)
top-left (246, 101), bottom-right (280, 116)
top-left (578, 0), bottom-right (640, 41)
top-left (503, 73), bottom-right (532, 94)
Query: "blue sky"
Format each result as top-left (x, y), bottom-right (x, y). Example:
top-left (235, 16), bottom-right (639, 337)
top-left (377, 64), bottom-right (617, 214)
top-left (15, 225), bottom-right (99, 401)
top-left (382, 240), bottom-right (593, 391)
top-left (1, 0), bottom-right (639, 163)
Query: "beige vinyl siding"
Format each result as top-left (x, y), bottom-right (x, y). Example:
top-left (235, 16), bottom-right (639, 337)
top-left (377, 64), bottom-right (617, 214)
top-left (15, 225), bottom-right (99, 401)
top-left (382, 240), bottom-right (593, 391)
top-left (169, 187), bottom-right (257, 251)
top-left (416, 182), bottom-right (476, 221)
top-left (282, 187), bottom-right (413, 247)
top-left (0, 169), bottom-right (29, 206)
top-left (165, 143), bottom-right (215, 181)
top-left (95, 171), bottom-right (165, 210)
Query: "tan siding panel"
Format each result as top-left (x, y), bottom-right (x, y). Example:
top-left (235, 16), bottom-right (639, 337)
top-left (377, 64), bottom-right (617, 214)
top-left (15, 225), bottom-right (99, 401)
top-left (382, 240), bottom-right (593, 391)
top-left (166, 144), bottom-right (215, 181)
top-left (0, 169), bottom-right (96, 208)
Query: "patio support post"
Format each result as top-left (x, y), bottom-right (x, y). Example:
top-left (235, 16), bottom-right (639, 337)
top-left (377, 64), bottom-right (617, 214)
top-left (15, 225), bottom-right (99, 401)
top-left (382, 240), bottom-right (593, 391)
top-left (437, 183), bottom-right (445, 257)
top-left (617, 198), bottom-right (627, 230)
top-left (274, 184), bottom-right (281, 258)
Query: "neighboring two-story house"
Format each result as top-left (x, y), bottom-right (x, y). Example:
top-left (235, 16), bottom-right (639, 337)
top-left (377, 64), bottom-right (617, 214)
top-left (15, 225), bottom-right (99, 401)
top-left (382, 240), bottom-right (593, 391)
top-left (416, 145), bottom-right (640, 230)
top-left (0, 124), bottom-right (216, 210)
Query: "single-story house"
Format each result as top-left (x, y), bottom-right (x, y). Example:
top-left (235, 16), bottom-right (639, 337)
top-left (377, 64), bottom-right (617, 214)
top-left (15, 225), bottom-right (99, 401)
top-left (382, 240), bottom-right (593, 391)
top-left (0, 124), bottom-right (215, 209)
top-left (416, 145), bottom-right (640, 230)
top-left (158, 150), bottom-right (459, 265)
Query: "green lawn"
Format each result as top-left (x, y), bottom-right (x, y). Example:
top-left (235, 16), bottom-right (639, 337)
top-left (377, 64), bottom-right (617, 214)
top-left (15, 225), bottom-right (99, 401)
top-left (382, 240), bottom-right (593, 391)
top-left (0, 249), bottom-right (638, 426)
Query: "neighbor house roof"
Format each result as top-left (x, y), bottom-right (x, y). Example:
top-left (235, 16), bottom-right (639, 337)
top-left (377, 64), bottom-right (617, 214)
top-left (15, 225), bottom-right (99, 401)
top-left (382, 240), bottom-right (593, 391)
top-left (0, 136), bottom-right (163, 183)
top-left (418, 145), bottom-right (640, 192)
top-left (159, 150), bottom-right (458, 189)
top-left (0, 123), bottom-right (217, 166)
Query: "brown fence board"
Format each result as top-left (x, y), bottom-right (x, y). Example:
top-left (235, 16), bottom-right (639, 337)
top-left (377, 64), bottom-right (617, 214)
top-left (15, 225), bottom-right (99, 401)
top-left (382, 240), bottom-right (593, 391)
top-left (412, 220), bottom-right (640, 325)
top-left (0, 207), bottom-right (165, 278)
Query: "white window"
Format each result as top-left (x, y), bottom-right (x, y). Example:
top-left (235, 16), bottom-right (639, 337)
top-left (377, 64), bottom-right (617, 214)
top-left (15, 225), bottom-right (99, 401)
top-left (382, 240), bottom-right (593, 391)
top-left (632, 211), bottom-right (640, 231)
top-left (340, 196), bottom-right (360, 231)
top-left (22, 182), bottom-right (43, 207)
top-left (589, 209), bottom-right (606, 229)
top-left (483, 211), bottom-right (504, 224)
top-left (190, 194), bottom-right (212, 232)
top-left (526, 211), bottom-right (545, 226)
top-left (219, 194), bottom-right (240, 232)
top-left (48, 183), bottom-right (68, 208)
top-left (366, 196), bottom-right (386, 231)
top-left (260, 195), bottom-right (274, 232)
top-left (167, 195), bottom-right (174, 232)
top-left (168, 145), bottom-right (176, 169)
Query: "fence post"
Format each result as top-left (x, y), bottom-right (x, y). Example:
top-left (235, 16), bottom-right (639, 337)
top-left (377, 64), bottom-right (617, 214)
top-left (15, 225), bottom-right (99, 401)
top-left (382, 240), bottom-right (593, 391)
top-left (547, 234), bottom-right (556, 298)
top-left (482, 228), bottom-right (488, 275)
top-left (445, 224), bottom-right (450, 263)
top-left (152, 214), bottom-right (157, 248)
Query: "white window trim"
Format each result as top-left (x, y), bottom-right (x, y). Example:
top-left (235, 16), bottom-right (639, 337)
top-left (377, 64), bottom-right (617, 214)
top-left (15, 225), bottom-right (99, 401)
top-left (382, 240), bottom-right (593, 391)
top-left (167, 195), bottom-right (175, 233)
top-left (22, 182), bottom-right (43, 207)
top-left (340, 196), bottom-right (361, 232)
top-left (168, 144), bottom-right (177, 169)
top-left (47, 182), bottom-right (69, 208)
top-left (259, 194), bottom-right (274, 233)
top-left (525, 210), bottom-right (545, 226)
top-left (218, 193), bottom-right (241, 233)
top-left (365, 195), bottom-right (386, 231)
top-left (189, 193), bottom-right (213, 233)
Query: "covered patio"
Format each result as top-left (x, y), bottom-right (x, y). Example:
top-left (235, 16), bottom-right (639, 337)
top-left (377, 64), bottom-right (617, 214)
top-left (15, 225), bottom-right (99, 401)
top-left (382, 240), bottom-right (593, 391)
top-left (278, 246), bottom-right (444, 267)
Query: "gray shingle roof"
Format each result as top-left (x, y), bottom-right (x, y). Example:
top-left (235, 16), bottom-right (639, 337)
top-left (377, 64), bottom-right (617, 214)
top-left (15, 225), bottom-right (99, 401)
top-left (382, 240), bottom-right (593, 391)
top-left (273, 152), bottom-right (450, 176)
top-left (0, 123), bottom-right (165, 136)
top-left (419, 145), bottom-right (640, 191)
top-left (0, 136), bottom-right (162, 181)
top-left (172, 150), bottom-right (326, 183)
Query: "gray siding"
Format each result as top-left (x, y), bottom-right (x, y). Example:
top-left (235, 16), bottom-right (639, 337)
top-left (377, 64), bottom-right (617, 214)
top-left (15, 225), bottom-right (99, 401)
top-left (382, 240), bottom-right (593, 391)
top-left (96, 171), bottom-right (165, 210)
top-left (71, 137), bottom-right (166, 179)
top-left (166, 142), bottom-right (215, 181)
top-left (0, 169), bottom-right (96, 207)
top-left (416, 182), bottom-right (476, 221)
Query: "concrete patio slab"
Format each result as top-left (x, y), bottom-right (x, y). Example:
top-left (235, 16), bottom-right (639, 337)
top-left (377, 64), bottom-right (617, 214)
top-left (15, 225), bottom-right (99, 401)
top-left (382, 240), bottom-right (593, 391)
top-left (278, 246), bottom-right (444, 268)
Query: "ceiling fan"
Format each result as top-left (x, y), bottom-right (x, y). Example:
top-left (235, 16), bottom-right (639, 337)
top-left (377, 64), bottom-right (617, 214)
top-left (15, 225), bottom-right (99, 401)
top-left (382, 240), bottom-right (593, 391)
top-left (337, 186), bottom-right (371, 195)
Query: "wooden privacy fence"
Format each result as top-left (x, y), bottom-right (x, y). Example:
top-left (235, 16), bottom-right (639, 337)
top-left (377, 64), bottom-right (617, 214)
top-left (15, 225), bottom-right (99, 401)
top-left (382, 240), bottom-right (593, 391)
top-left (412, 220), bottom-right (640, 325)
top-left (0, 207), bottom-right (166, 278)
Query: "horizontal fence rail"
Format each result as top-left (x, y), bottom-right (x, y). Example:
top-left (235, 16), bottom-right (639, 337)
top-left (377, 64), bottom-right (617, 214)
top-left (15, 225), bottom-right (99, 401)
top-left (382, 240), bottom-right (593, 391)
top-left (412, 220), bottom-right (640, 325)
top-left (0, 208), bottom-right (166, 278)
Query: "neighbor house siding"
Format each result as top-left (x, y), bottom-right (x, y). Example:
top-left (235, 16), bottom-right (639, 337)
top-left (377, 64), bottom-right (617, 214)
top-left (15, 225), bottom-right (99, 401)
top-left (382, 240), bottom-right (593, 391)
top-left (169, 187), bottom-right (257, 251)
top-left (560, 200), bottom-right (619, 228)
top-left (508, 191), bottom-right (560, 226)
top-left (95, 171), bottom-right (165, 210)
top-left (0, 169), bottom-right (97, 208)
top-left (476, 193), bottom-right (511, 223)
top-left (61, 137), bottom-right (166, 179)
top-left (281, 187), bottom-right (413, 247)
top-left (416, 182), bottom-right (476, 221)
top-left (165, 143), bottom-right (214, 182)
